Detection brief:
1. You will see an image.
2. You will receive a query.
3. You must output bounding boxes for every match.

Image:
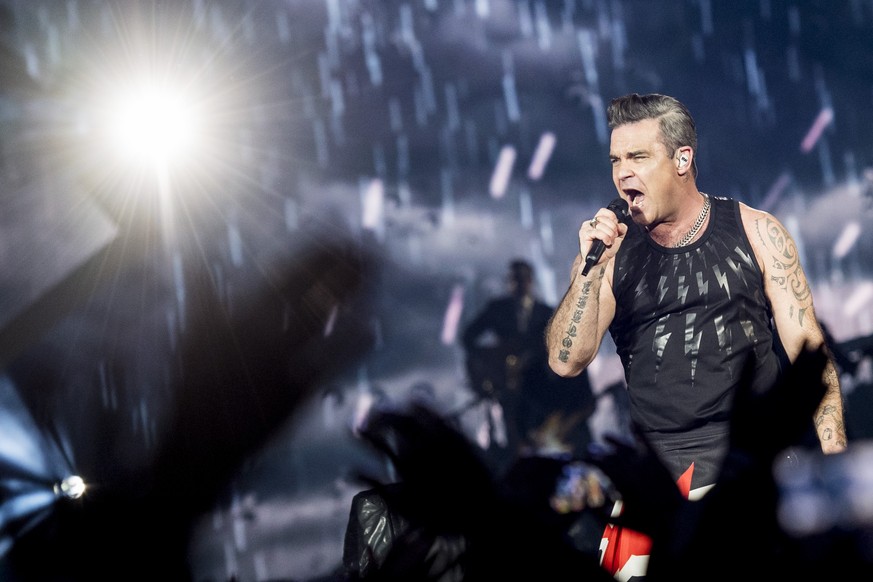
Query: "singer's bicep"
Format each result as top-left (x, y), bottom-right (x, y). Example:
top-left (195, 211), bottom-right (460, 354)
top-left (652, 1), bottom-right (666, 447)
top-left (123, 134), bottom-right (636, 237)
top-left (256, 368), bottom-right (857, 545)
top-left (744, 206), bottom-right (821, 361)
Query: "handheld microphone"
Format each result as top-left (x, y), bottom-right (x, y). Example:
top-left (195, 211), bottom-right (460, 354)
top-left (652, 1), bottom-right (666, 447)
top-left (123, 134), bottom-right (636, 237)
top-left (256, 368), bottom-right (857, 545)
top-left (581, 197), bottom-right (630, 276)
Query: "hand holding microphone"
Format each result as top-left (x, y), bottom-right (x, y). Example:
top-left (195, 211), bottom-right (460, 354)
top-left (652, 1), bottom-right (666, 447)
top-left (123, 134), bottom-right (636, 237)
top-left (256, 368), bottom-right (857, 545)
top-left (581, 197), bottom-right (630, 276)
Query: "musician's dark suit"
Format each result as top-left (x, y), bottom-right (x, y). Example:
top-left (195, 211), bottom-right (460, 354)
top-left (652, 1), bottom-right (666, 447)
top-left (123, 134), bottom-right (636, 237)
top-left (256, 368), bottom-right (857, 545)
top-left (461, 261), bottom-right (595, 468)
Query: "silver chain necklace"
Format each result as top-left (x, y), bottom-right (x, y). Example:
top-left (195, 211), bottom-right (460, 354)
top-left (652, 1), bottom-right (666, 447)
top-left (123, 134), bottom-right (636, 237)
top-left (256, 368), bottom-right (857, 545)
top-left (673, 193), bottom-right (710, 248)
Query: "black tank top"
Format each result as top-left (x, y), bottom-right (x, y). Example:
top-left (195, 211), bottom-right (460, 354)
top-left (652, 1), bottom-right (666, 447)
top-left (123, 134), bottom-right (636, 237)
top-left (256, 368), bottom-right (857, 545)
top-left (609, 196), bottom-right (783, 434)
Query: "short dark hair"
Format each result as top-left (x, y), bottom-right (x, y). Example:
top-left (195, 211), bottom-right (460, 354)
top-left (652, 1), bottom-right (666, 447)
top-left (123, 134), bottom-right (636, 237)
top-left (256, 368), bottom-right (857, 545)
top-left (607, 93), bottom-right (698, 178)
top-left (508, 259), bottom-right (533, 284)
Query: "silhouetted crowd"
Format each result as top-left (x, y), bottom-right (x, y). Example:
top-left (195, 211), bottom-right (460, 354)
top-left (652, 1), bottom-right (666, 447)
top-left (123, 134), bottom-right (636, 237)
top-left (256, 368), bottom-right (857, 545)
top-left (338, 343), bottom-right (873, 581)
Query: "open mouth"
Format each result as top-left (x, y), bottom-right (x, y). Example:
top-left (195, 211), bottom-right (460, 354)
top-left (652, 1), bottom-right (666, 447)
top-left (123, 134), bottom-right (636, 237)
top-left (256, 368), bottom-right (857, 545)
top-left (623, 189), bottom-right (643, 209)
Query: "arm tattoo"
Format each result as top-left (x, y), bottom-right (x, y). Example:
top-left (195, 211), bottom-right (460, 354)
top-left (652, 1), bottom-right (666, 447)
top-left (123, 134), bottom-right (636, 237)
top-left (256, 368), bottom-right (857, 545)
top-left (824, 363), bottom-right (839, 386)
top-left (756, 217), bottom-right (811, 323)
top-left (815, 403), bottom-right (846, 446)
top-left (814, 362), bottom-right (848, 449)
top-left (815, 404), bottom-right (838, 428)
top-left (558, 278), bottom-right (594, 363)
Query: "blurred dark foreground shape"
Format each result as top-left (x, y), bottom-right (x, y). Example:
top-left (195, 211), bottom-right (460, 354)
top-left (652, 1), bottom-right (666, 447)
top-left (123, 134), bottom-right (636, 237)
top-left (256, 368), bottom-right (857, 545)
top-left (582, 344), bottom-right (873, 581)
top-left (342, 401), bottom-right (615, 581)
top-left (1, 236), bottom-right (377, 581)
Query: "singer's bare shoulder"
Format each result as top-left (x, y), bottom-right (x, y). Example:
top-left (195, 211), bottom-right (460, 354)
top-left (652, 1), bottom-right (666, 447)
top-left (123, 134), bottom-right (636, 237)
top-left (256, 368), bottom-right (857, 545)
top-left (739, 202), bottom-right (795, 256)
top-left (738, 201), bottom-right (774, 223)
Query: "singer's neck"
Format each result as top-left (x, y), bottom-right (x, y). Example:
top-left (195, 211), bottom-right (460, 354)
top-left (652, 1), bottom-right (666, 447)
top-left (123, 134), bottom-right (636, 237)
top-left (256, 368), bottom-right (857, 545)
top-left (645, 190), bottom-right (708, 247)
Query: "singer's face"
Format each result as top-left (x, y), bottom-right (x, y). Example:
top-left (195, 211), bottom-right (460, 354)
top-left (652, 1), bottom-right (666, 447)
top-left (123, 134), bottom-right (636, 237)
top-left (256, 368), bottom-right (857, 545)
top-left (609, 118), bottom-right (678, 227)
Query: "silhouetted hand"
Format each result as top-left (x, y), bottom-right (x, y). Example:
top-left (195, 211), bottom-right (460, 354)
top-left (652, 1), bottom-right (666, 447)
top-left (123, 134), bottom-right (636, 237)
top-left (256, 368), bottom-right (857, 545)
top-left (5, 236), bottom-right (377, 581)
top-left (356, 403), bottom-right (499, 537)
top-left (583, 428), bottom-right (684, 541)
top-left (727, 346), bottom-right (829, 467)
top-left (645, 347), bottom-right (834, 581)
top-left (354, 403), bottom-right (616, 581)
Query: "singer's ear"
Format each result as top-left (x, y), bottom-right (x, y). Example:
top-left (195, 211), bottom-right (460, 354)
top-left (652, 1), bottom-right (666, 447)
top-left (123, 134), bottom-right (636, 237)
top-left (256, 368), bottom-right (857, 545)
top-left (675, 147), bottom-right (692, 175)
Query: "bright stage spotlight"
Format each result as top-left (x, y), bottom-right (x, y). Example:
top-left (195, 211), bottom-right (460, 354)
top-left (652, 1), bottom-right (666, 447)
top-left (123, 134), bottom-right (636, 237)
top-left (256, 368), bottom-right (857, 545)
top-left (94, 76), bottom-right (215, 252)
top-left (106, 82), bottom-right (203, 167)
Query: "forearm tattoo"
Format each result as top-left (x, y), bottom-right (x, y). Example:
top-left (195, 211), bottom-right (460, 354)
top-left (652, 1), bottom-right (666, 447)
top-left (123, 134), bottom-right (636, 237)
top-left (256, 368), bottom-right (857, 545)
top-left (824, 362), bottom-right (839, 387)
top-left (815, 403), bottom-right (845, 444)
top-left (558, 278), bottom-right (594, 363)
top-left (756, 217), bottom-right (811, 325)
top-left (815, 364), bottom-right (848, 448)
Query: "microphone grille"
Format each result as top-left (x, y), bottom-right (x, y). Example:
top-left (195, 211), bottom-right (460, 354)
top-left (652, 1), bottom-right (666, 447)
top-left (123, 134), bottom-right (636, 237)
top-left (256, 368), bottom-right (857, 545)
top-left (606, 197), bottom-right (630, 224)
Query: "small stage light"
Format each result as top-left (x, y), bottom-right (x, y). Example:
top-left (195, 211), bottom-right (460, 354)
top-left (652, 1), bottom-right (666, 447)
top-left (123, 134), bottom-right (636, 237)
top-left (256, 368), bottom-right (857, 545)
top-left (53, 475), bottom-right (86, 500)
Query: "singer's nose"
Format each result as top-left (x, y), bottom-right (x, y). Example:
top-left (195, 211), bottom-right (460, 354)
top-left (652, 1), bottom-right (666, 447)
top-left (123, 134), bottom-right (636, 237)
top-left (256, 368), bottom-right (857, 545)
top-left (613, 161), bottom-right (634, 181)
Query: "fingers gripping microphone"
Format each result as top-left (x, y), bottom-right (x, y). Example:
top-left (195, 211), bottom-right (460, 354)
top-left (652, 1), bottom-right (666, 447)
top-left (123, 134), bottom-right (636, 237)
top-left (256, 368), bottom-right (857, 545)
top-left (581, 197), bottom-right (630, 276)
